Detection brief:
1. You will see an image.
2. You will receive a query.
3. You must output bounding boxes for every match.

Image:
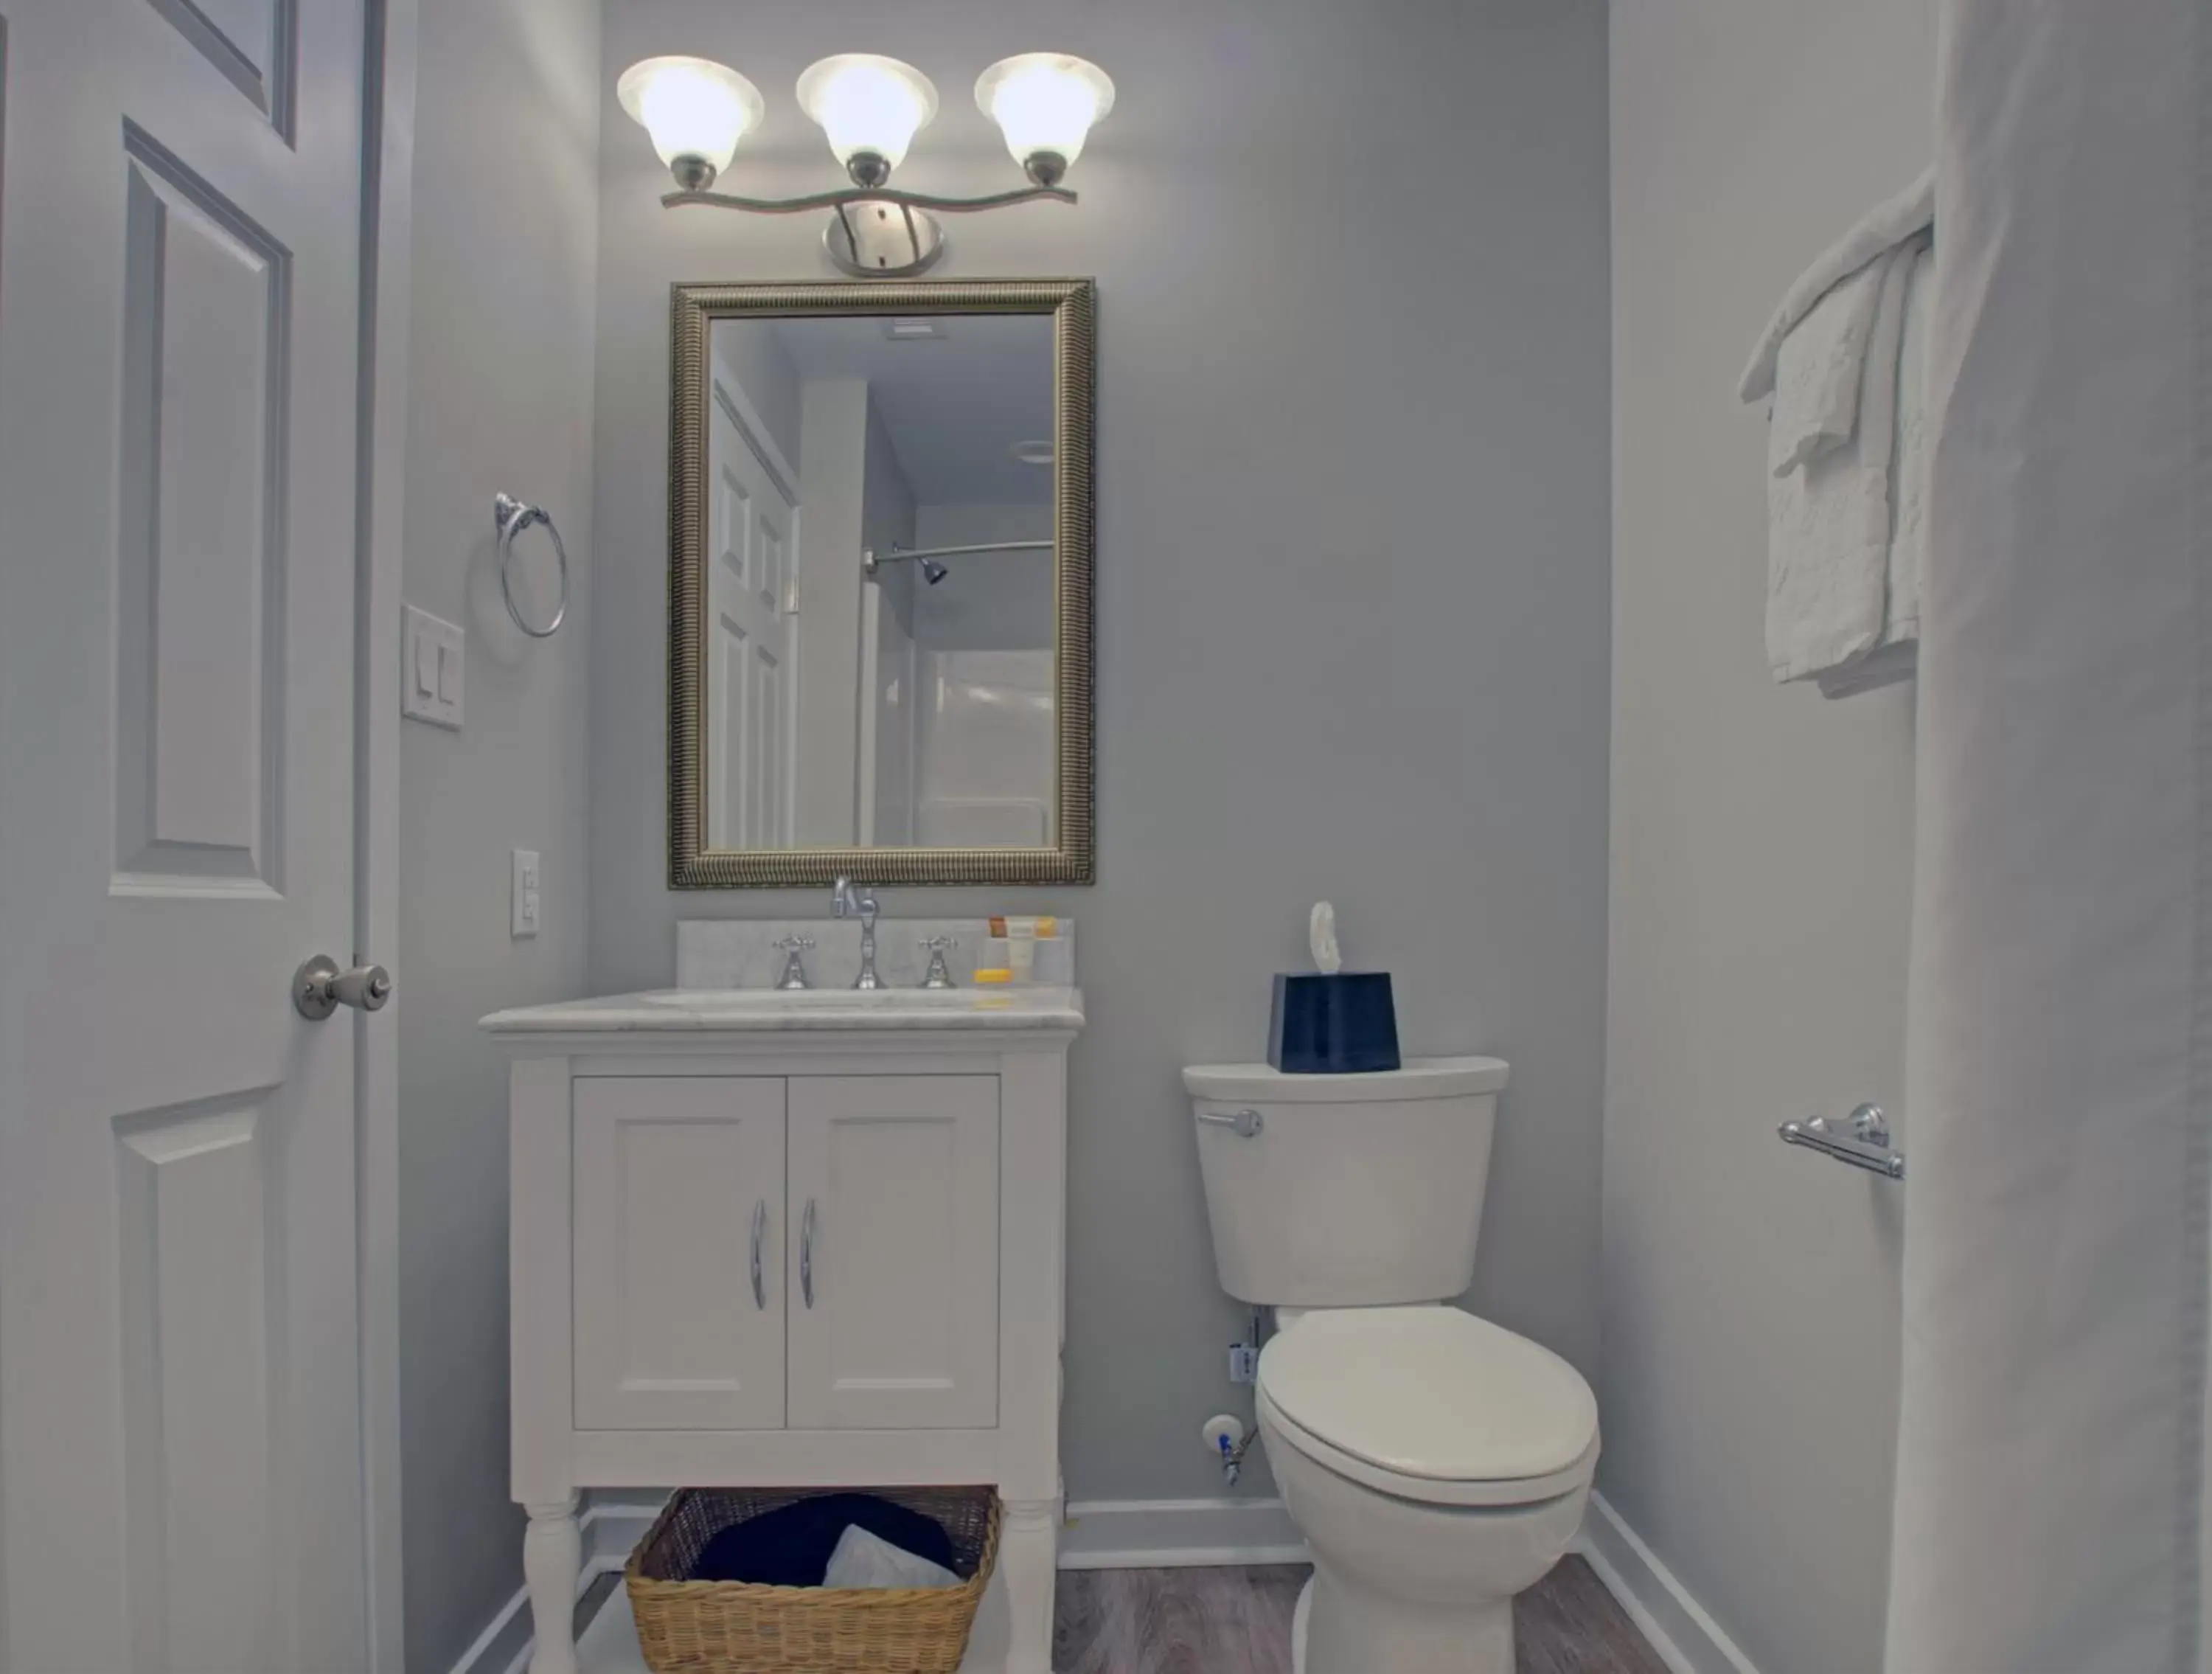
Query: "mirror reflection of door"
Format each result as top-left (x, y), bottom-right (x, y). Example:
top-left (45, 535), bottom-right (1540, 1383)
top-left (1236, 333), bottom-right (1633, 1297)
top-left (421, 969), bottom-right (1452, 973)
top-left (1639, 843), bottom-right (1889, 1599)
top-left (704, 313), bottom-right (1057, 854)
top-left (706, 364), bottom-right (801, 849)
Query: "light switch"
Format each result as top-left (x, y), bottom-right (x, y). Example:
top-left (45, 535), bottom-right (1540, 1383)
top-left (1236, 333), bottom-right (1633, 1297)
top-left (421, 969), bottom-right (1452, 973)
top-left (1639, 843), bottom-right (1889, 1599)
top-left (403, 605), bottom-right (464, 729)
top-left (512, 849), bottom-right (540, 939)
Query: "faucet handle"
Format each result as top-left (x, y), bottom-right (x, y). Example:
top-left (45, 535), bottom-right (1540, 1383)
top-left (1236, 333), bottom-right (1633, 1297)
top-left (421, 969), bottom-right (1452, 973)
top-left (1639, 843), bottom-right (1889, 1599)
top-left (772, 934), bottom-right (815, 991)
top-left (919, 936), bottom-right (959, 990)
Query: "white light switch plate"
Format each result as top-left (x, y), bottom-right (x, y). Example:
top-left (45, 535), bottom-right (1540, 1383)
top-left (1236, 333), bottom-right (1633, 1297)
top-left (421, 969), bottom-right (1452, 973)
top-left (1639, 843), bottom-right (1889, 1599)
top-left (511, 849), bottom-right (540, 939)
top-left (402, 605), bottom-right (464, 729)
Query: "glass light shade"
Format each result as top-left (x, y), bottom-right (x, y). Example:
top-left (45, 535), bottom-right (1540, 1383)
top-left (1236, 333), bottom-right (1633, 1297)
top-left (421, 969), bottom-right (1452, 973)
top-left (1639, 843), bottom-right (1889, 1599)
top-left (617, 57), bottom-right (765, 181)
top-left (974, 54), bottom-right (1115, 172)
top-left (795, 54), bottom-right (939, 170)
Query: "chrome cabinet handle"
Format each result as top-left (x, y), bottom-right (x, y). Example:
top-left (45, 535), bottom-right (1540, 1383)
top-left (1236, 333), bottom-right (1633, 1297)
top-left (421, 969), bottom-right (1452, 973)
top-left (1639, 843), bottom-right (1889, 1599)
top-left (800, 1198), bottom-right (816, 1308)
top-left (293, 955), bottom-right (392, 1020)
top-left (1196, 1108), bottom-right (1264, 1138)
top-left (749, 1199), bottom-right (768, 1310)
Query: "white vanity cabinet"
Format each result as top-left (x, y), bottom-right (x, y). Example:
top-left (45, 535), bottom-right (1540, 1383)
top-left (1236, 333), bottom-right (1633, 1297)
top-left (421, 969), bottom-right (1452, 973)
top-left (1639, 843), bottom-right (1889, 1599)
top-left (485, 990), bottom-right (1082, 1674)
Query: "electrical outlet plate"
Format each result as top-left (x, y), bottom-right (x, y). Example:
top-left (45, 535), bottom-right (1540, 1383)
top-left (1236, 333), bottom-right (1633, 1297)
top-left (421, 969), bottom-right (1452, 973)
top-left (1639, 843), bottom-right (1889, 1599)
top-left (511, 848), bottom-right (540, 939)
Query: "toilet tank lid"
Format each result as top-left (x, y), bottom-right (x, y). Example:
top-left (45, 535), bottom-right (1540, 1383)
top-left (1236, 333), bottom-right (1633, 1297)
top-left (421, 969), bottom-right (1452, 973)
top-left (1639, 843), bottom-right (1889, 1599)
top-left (1182, 1055), bottom-right (1508, 1102)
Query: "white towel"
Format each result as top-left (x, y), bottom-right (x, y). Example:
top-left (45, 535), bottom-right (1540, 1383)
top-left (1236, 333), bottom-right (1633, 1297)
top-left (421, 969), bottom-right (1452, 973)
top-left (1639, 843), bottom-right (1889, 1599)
top-left (1812, 239), bottom-right (1933, 698)
top-left (1738, 168), bottom-right (1934, 403)
top-left (1764, 240), bottom-right (1916, 682)
top-left (1768, 250), bottom-right (1894, 476)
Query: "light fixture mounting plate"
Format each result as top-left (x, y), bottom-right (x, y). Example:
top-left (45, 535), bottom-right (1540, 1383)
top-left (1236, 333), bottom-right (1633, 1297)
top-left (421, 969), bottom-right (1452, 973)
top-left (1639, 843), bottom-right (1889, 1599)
top-left (824, 198), bottom-right (945, 278)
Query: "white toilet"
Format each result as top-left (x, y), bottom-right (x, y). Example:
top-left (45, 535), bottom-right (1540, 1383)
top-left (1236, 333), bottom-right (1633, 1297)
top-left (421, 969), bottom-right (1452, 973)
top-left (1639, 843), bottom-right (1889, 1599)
top-left (1184, 1057), bottom-right (1599, 1674)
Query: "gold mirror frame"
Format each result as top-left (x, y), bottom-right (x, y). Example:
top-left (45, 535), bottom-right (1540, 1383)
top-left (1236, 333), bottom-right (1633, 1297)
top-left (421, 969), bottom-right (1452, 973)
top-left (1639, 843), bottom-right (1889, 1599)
top-left (667, 278), bottom-right (1096, 888)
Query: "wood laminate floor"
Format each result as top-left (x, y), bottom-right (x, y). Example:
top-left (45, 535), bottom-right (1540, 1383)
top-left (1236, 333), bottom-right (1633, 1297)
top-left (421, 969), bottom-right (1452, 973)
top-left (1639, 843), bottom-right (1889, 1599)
top-left (1052, 1557), bottom-right (1670, 1674)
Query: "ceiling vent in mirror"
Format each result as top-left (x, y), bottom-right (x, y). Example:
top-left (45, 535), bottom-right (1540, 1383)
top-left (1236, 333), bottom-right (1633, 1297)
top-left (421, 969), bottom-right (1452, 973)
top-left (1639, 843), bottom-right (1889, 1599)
top-left (884, 318), bottom-right (947, 341)
top-left (1010, 440), bottom-right (1054, 467)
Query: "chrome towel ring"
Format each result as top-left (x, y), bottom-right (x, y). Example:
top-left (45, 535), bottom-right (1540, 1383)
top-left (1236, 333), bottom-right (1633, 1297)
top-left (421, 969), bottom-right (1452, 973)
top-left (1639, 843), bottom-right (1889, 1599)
top-left (494, 491), bottom-right (568, 638)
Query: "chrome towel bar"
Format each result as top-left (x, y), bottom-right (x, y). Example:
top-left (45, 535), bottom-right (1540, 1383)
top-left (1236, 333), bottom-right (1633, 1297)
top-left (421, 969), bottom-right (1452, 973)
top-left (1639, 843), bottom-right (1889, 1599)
top-left (1779, 1104), bottom-right (1905, 1180)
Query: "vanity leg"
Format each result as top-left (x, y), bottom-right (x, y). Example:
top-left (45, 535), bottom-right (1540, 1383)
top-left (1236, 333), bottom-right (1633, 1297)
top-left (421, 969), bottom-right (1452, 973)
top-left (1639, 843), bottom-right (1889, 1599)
top-left (999, 1495), bottom-right (1060, 1674)
top-left (523, 1497), bottom-right (582, 1674)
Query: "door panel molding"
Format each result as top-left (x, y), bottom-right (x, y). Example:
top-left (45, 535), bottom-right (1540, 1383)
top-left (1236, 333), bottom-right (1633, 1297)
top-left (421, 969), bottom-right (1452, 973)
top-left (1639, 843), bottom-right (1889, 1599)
top-left (145, 0), bottom-right (297, 140)
top-left (114, 123), bottom-right (291, 897)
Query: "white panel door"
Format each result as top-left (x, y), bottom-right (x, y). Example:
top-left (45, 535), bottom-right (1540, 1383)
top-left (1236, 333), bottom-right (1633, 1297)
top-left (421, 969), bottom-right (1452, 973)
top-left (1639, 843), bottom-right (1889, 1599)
top-left (787, 1077), bottom-right (1000, 1429)
top-left (0, 1), bottom-right (376, 1670)
top-left (573, 1078), bottom-right (789, 1431)
top-left (706, 388), bottom-right (800, 849)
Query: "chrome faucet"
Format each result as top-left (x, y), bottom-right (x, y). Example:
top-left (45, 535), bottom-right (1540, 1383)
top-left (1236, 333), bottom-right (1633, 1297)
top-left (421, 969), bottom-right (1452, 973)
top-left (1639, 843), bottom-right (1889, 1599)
top-left (830, 876), bottom-right (883, 990)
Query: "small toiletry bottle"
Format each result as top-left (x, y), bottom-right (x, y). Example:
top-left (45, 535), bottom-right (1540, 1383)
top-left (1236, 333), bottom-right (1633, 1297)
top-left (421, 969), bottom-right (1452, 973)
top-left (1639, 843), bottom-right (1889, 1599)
top-left (1005, 917), bottom-right (1038, 984)
top-left (1032, 918), bottom-right (1072, 985)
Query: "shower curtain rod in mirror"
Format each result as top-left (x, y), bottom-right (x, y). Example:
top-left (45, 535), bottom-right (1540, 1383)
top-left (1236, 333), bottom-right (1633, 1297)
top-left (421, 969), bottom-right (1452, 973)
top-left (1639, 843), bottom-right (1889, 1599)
top-left (863, 538), bottom-right (1053, 579)
top-left (893, 539), bottom-right (1052, 560)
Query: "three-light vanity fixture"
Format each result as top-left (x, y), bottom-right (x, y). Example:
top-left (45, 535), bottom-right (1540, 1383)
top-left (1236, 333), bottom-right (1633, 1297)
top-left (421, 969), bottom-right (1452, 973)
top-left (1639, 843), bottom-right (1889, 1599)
top-left (617, 51), bottom-right (1115, 277)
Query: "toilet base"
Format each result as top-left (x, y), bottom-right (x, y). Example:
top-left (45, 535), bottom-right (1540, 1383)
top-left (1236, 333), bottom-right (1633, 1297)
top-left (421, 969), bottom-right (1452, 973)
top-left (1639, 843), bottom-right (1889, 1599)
top-left (1290, 1568), bottom-right (1514, 1674)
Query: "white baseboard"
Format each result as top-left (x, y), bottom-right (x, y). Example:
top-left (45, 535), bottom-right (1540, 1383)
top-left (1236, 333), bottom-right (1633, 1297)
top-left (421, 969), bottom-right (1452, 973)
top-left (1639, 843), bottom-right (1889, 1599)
top-left (448, 1499), bottom-right (667, 1674)
top-left (1057, 1496), bottom-right (1309, 1569)
top-left (456, 1491), bottom-right (1764, 1673)
top-left (1575, 1492), bottom-right (1761, 1674)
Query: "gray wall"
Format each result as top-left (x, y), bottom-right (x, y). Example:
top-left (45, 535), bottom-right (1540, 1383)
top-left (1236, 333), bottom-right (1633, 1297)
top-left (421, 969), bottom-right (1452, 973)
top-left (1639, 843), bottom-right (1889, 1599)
top-left (590, 0), bottom-right (1611, 1501)
top-left (396, 0), bottom-right (600, 1666)
top-left (1604, 3), bottom-right (1928, 1670)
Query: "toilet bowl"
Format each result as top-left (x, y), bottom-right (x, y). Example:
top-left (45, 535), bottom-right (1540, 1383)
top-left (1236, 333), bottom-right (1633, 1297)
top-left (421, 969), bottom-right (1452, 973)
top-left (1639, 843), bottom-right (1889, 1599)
top-left (1256, 1306), bottom-right (1599, 1674)
top-left (1183, 1057), bottom-right (1596, 1673)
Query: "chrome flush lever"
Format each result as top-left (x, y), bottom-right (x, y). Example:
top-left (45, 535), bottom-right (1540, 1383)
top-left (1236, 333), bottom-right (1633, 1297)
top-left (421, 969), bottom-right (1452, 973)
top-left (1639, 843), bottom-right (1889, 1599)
top-left (1197, 1108), bottom-right (1265, 1138)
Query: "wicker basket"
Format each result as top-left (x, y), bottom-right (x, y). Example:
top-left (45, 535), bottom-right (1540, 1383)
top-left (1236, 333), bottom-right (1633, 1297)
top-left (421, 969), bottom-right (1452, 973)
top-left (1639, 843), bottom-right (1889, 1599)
top-left (625, 1487), bottom-right (1002, 1674)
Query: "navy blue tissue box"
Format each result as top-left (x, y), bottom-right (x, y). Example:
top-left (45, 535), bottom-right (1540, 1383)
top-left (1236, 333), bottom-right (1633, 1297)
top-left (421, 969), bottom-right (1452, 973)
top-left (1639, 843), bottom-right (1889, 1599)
top-left (1269, 972), bottom-right (1402, 1074)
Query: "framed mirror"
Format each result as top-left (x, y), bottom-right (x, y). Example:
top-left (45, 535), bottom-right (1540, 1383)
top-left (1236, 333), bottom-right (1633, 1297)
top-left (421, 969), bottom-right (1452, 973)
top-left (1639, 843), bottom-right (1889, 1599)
top-left (667, 279), bottom-right (1095, 887)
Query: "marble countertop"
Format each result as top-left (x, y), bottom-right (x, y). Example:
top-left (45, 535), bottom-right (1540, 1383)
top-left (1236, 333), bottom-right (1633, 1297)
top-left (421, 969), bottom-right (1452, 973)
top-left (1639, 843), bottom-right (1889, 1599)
top-left (480, 984), bottom-right (1085, 1036)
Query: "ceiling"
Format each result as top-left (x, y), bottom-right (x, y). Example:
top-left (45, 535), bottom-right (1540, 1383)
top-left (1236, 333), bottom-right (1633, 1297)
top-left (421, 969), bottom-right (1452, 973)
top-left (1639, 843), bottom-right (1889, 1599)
top-left (748, 313), bottom-right (1055, 506)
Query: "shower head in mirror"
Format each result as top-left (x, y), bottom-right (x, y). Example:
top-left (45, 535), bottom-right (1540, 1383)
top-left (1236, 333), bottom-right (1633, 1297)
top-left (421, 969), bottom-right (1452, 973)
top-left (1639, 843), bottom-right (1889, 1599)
top-left (862, 546), bottom-right (953, 585)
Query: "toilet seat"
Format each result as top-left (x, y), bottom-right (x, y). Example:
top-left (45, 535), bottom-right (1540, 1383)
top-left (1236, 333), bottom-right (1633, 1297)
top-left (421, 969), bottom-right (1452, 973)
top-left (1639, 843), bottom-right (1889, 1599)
top-left (1257, 1306), bottom-right (1599, 1509)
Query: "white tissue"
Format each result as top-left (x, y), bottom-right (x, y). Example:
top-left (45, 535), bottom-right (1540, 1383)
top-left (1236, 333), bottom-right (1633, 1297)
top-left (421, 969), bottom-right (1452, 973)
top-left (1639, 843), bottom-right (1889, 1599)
top-left (821, 1524), bottom-right (962, 1591)
top-left (1310, 902), bottom-right (1341, 975)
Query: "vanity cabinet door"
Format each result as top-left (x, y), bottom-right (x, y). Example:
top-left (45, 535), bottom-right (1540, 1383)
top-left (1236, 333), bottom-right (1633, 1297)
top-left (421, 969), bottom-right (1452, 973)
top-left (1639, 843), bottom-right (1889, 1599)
top-left (573, 1077), bottom-right (787, 1430)
top-left (786, 1077), bottom-right (1001, 1429)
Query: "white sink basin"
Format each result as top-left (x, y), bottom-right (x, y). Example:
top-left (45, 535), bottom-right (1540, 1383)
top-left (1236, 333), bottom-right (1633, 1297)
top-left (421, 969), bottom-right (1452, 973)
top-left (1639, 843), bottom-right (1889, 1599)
top-left (637, 987), bottom-right (999, 1010)
top-left (481, 984), bottom-right (1083, 1035)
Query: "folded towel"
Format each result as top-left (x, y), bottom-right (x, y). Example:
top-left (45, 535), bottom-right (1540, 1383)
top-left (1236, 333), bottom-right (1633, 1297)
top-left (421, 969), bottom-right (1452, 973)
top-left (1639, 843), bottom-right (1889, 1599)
top-left (822, 1524), bottom-right (963, 1591)
top-left (1768, 249), bottom-right (1897, 476)
top-left (1885, 240), bottom-right (1933, 647)
top-left (1816, 638), bottom-right (1919, 700)
top-left (688, 1494), bottom-right (959, 1588)
top-left (1738, 168), bottom-right (1934, 403)
top-left (1812, 238), bottom-right (1933, 698)
top-left (1764, 240), bottom-right (1918, 682)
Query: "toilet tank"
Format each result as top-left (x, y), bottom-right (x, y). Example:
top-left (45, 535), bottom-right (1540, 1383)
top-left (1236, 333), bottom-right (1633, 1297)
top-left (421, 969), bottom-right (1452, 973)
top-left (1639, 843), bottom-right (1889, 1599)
top-left (1183, 1057), bottom-right (1509, 1308)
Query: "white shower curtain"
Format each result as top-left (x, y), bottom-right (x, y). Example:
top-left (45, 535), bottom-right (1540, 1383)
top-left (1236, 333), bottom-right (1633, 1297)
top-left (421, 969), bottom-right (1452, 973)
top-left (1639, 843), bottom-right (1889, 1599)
top-left (1886, 1), bottom-right (2209, 1669)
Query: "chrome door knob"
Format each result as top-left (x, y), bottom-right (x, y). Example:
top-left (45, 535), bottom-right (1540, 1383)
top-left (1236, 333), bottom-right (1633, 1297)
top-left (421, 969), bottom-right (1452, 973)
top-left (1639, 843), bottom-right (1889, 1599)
top-left (293, 954), bottom-right (393, 1020)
